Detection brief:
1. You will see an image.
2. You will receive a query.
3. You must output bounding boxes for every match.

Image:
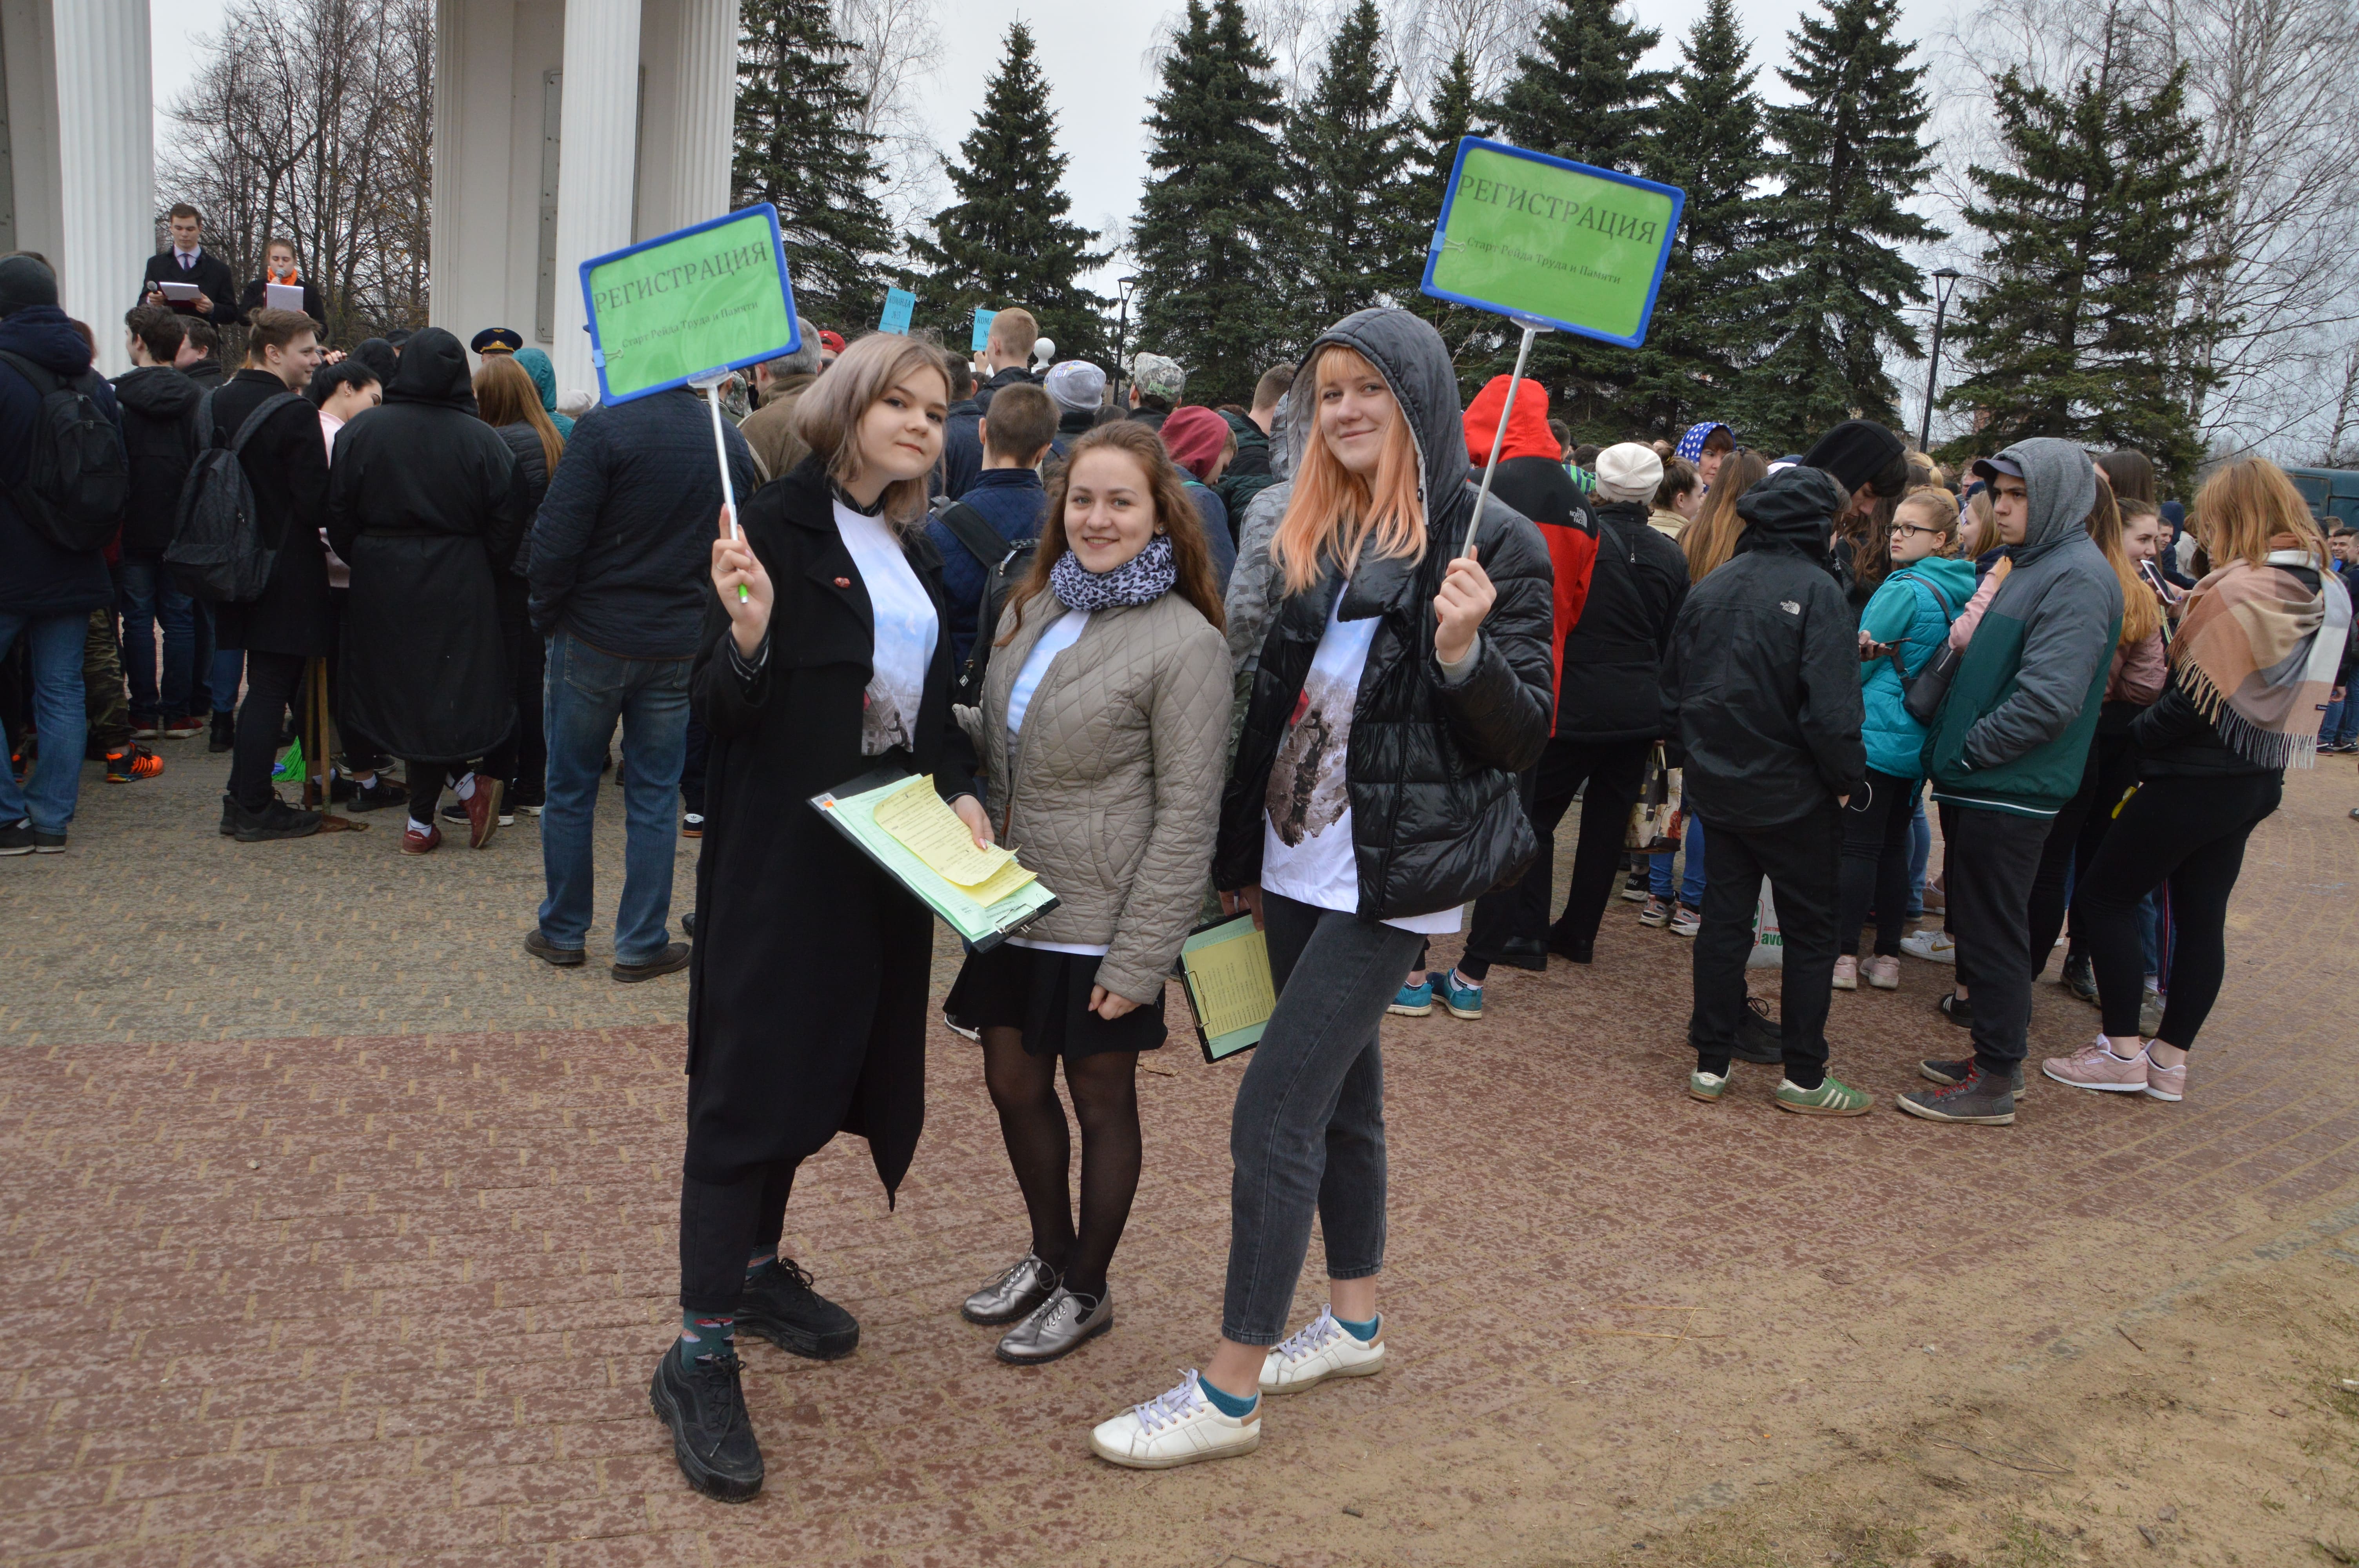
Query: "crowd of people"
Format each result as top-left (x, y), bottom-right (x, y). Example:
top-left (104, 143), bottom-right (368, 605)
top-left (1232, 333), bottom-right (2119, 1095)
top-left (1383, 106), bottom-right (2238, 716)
top-left (5, 206), bottom-right (2358, 1502)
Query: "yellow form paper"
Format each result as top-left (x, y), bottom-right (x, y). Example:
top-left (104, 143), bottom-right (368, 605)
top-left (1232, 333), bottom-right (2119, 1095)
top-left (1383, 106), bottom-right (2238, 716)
top-left (871, 774), bottom-right (1035, 894)
top-left (1183, 924), bottom-right (1276, 1041)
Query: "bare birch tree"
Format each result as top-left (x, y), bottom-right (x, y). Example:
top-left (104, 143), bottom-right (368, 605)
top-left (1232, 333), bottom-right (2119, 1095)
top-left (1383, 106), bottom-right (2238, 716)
top-left (832, 0), bottom-right (945, 254)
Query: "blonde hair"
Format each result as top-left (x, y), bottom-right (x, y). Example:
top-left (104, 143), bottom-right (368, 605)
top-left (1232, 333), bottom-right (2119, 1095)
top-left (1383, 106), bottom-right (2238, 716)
top-left (1270, 343), bottom-right (1425, 595)
top-left (1959, 488), bottom-right (1997, 556)
top-left (1681, 450), bottom-right (1768, 581)
top-left (1893, 488), bottom-right (1958, 555)
top-left (791, 333), bottom-right (950, 530)
top-left (2192, 457), bottom-right (2327, 573)
top-left (2084, 471), bottom-right (2161, 646)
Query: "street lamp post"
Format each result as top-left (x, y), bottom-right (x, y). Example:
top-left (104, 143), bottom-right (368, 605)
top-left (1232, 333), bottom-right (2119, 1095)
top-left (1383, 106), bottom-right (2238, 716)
top-left (1919, 266), bottom-right (1962, 454)
top-left (1114, 274), bottom-right (1139, 410)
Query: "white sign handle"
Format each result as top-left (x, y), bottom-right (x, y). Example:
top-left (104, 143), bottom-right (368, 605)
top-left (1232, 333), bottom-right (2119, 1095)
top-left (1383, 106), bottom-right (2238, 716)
top-left (1462, 320), bottom-right (1551, 562)
top-left (694, 373), bottom-right (745, 601)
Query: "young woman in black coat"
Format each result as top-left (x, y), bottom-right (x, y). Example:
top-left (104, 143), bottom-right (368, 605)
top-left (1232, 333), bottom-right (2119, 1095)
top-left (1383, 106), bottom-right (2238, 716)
top-left (651, 333), bottom-right (986, 1504)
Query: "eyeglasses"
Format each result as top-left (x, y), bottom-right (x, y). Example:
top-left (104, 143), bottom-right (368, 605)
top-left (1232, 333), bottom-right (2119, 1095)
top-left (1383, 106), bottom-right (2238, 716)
top-left (1890, 522), bottom-right (1946, 538)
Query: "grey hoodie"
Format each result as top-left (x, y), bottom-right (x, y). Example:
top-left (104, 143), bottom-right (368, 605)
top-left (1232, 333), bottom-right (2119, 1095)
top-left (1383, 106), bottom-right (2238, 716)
top-left (1923, 436), bottom-right (2123, 816)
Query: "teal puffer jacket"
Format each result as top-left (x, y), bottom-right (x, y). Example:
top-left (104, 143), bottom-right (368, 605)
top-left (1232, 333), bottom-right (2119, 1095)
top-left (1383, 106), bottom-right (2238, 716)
top-left (1858, 557), bottom-right (1977, 779)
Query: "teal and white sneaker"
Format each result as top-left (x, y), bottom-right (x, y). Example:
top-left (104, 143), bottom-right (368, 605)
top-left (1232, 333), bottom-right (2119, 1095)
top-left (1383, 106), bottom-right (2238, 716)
top-left (1437, 969), bottom-right (1483, 1020)
top-left (1688, 1067), bottom-right (1730, 1103)
top-left (1388, 976), bottom-right (1434, 1017)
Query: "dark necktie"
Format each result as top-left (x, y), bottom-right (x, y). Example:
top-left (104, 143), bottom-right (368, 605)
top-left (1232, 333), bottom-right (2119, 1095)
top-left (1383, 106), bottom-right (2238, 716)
top-left (181, 254), bottom-right (194, 273)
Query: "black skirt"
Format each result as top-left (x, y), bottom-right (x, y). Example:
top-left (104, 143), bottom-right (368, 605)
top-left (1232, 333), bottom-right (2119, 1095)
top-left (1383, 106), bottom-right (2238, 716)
top-left (945, 942), bottom-right (1167, 1060)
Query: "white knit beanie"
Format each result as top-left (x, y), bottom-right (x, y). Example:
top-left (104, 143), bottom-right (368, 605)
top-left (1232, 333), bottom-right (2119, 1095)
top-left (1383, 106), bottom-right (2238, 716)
top-left (1596, 442), bottom-right (1665, 503)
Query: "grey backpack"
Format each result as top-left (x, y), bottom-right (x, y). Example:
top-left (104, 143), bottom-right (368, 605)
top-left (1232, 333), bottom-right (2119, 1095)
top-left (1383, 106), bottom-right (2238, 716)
top-left (164, 388), bottom-right (304, 603)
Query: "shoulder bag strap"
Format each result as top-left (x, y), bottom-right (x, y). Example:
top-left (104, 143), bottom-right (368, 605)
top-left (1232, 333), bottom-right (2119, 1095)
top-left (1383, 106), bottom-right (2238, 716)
top-left (936, 499), bottom-right (1017, 572)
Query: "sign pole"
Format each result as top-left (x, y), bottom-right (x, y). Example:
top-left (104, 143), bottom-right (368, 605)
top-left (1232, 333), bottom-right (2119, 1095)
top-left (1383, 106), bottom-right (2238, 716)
top-left (1462, 319), bottom-right (1551, 561)
top-left (692, 371), bottom-right (745, 600)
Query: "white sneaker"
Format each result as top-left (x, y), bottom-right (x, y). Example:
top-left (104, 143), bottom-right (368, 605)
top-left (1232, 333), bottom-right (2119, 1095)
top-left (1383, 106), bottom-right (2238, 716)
top-left (1258, 1306), bottom-right (1386, 1396)
top-left (1089, 1370), bottom-right (1261, 1470)
top-left (1901, 929), bottom-right (1956, 964)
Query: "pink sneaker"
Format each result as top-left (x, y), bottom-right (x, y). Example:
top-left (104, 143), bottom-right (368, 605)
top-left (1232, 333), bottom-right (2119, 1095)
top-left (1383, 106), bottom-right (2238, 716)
top-left (2041, 1035), bottom-right (2148, 1093)
top-left (1865, 955), bottom-right (1901, 990)
top-left (1832, 955), bottom-right (1858, 991)
top-left (2145, 1052), bottom-right (2187, 1102)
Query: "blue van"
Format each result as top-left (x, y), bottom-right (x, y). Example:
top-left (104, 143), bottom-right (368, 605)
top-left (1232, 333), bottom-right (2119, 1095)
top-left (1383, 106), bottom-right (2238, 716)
top-left (2286, 466), bottom-right (2359, 529)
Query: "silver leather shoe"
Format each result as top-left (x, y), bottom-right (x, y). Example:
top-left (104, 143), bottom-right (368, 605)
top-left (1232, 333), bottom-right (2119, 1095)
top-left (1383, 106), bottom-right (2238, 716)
top-left (994, 1287), bottom-right (1112, 1365)
top-left (960, 1252), bottom-right (1058, 1325)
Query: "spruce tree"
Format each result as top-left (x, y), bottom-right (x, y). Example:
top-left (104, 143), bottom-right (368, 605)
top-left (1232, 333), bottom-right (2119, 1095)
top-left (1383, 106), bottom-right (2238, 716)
top-left (1273, 0), bottom-right (1420, 346)
top-left (1625, 0), bottom-right (1768, 436)
top-left (732, 0), bottom-right (893, 330)
top-left (1487, 0), bottom-right (1670, 437)
top-left (1739, 0), bottom-right (1939, 450)
top-left (906, 23), bottom-right (1112, 364)
top-left (1131, 0), bottom-right (1289, 406)
top-left (1408, 50), bottom-right (1504, 381)
top-left (1937, 57), bottom-right (2225, 488)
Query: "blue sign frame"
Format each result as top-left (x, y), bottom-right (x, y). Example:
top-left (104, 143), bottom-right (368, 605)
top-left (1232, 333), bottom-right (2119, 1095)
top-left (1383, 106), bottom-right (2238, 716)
top-left (578, 202), bottom-right (800, 405)
top-left (1418, 138), bottom-right (1685, 350)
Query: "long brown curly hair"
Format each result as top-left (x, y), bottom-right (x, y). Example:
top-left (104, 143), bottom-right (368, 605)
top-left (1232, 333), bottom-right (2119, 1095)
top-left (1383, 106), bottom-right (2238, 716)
top-left (998, 419), bottom-right (1228, 644)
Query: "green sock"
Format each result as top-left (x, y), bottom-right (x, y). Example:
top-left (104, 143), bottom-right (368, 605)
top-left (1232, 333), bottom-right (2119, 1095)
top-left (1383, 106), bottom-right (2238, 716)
top-left (678, 1309), bottom-right (736, 1364)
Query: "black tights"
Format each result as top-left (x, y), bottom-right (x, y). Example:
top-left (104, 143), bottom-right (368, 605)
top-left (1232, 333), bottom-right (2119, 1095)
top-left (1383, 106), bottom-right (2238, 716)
top-left (2072, 771), bottom-right (2280, 1049)
top-left (1838, 768), bottom-right (1917, 957)
top-left (981, 1029), bottom-right (1140, 1301)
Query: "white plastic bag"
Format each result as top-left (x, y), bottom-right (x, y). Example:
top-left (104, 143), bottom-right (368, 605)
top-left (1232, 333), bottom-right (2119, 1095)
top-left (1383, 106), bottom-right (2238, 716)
top-left (1747, 877), bottom-right (1782, 969)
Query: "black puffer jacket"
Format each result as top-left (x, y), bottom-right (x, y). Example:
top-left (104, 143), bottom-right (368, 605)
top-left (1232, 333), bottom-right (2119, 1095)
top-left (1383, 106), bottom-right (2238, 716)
top-left (1659, 465), bottom-right (1866, 829)
top-left (1559, 497), bottom-right (1687, 741)
top-left (2132, 561), bottom-right (2359, 779)
top-left (110, 365), bottom-right (202, 555)
top-left (1216, 308), bottom-right (1556, 920)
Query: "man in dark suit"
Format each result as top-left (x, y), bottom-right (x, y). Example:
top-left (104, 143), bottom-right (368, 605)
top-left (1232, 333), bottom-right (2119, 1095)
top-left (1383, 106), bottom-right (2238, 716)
top-left (138, 204), bottom-right (238, 329)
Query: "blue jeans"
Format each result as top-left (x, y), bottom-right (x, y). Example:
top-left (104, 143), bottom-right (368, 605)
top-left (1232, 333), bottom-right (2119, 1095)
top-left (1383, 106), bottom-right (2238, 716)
top-left (537, 631), bottom-right (691, 964)
top-left (0, 613), bottom-right (90, 833)
top-left (1907, 793), bottom-right (1931, 918)
top-left (113, 554), bottom-right (197, 723)
top-left (1648, 813), bottom-right (1705, 906)
top-left (2323, 691), bottom-right (2359, 748)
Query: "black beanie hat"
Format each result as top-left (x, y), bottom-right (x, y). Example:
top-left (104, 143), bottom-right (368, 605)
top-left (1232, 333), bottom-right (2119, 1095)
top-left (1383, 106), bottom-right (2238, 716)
top-left (1800, 419), bottom-right (1906, 493)
top-left (0, 253), bottom-right (60, 318)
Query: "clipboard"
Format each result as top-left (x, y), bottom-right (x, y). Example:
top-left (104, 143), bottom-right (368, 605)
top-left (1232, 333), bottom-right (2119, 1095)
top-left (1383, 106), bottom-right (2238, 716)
top-left (1174, 913), bottom-right (1277, 1063)
top-left (265, 281), bottom-right (307, 314)
top-left (808, 766), bottom-right (1058, 951)
top-left (156, 280), bottom-right (203, 305)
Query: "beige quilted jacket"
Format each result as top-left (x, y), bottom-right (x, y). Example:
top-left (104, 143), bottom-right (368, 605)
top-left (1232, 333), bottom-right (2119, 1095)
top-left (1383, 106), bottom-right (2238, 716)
top-left (957, 588), bottom-right (1231, 1006)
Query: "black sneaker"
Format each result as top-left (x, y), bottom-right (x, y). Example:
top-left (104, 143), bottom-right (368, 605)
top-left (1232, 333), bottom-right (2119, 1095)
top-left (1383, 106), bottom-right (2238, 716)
top-left (440, 798), bottom-right (515, 828)
top-left (2062, 953), bottom-right (2097, 1004)
top-left (31, 828), bottom-right (67, 854)
top-left (1918, 1057), bottom-right (2025, 1094)
top-left (347, 776), bottom-right (409, 813)
top-left (1543, 925), bottom-right (1593, 964)
top-left (227, 797), bottom-right (323, 843)
top-left (612, 941), bottom-right (692, 984)
top-left (219, 793), bottom-right (238, 836)
top-left (649, 1344), bottom-right (763, 1502)
top-left (738, 1259), bottom-right (860, 1361)
top-left (1897, 1067), bottom-right (2016, 1125)
top-left (0, 818), bottom-right (31, 857)
top-left (1936, 992), bottom-right (1974, 1028)
top-left (1730, 995), bottom-right (1785, 1065)
top-left (208, 716), bottom-right (236, 753)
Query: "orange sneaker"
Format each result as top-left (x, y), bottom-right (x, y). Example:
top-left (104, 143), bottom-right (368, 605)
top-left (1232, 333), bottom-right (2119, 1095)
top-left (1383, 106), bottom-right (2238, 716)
top-left (105, 745), bottom-right (164, 782)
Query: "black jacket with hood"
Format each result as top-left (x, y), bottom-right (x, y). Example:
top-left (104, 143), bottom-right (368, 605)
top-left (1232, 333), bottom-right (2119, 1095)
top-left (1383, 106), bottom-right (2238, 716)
top-left (209, 367), bottom-right (335, 656)
top-left (326, 327), bottom-right (527, 762)
top-left (110, 365), bottom-right (203, 555)
top-left (1659, 465), bottom-right (1868, 829)
top-left (1216, 308), bottom-right (1557, 920)
top-left (0, 305), bottom-right (120, 618)
top-left (1559, 497), bottom-right (1687, 741)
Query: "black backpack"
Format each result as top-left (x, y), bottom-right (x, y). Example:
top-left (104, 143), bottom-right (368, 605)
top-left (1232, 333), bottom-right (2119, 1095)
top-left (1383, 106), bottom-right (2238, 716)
top-left (0, 348), bottom-right (131, 553)
top-left (932, 497), bottom-right (1037, 707)
top-left (165, 388), bottom-right (304, 603)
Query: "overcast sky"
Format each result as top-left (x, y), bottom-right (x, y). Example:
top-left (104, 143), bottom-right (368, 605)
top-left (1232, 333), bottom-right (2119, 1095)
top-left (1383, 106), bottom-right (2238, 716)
top-left (151, 0), bottom-right (1957, 296)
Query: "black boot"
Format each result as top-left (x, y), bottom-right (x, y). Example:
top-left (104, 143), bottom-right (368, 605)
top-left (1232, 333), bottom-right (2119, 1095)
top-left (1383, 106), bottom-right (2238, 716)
top-left (208, 714), bottom-right (236, 754)
top-left (227, 796), bottom-right (322, 843)
top-left (738, 1259), bottom-right (860, 1361)
top-left (649, 1344), bottom-right (763, 1502)
top-left (1729, 996), bottom-right (1784, 1065)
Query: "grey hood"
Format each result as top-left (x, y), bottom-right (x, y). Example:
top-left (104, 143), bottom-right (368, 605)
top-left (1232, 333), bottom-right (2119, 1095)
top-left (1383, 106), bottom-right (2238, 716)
top-left (1997, 437), bottom-right (2098, 562)
top-left (1282, 307), bottom-right (1474, 554)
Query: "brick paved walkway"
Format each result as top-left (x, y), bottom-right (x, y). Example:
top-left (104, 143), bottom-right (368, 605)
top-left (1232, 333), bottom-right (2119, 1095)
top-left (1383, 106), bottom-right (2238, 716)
top-left (4, 744), bottom-right (2355, 1565)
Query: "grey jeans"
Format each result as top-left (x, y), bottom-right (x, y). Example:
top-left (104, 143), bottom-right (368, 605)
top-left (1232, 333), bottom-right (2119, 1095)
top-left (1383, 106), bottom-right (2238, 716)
top-left (1222, 890), bottom-right (1425, 1345)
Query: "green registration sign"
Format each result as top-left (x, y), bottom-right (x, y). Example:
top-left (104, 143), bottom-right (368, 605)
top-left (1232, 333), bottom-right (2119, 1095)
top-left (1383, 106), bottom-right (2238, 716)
top-left (1421, 139), bottom-right (1684, 348)
top-left (579, 204), bottom-right (799, 404)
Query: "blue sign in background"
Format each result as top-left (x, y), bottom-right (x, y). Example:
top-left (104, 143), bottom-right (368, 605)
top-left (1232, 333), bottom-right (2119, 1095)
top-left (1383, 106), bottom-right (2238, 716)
top-left (879, 287), bottom-right (916, 336)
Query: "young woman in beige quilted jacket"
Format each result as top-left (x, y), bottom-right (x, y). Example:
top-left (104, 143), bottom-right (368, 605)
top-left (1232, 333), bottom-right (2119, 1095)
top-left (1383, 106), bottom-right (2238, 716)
top-left (945, 419), bottom-right (1232, 1366)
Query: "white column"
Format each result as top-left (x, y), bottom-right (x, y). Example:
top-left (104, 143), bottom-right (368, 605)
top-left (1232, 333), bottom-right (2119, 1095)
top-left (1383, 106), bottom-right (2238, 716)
top-left (666, 0), bottom-right (738, 231)
top-left (51, 0), bottom-right (150, 376)
top-left (427, 0), bottom-right (465, 331)
top-left (552, 0), bottom-right (643, 397)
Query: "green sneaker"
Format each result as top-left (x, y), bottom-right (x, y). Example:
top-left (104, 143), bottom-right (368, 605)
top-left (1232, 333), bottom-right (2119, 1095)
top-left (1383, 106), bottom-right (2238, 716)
top-left (1774, 1074), bottom-right (1872, 1117)
top-left (1688, 1067), bottom-right (1730, 1103)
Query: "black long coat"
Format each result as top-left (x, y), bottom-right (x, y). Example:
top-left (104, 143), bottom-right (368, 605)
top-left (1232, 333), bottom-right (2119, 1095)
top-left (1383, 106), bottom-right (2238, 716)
top-left (209, 369), bottom-right (335, 657)
top-left (325, 329), bottom-right (525, 763)
top-left (683, 457), bottom-right (976, 1194)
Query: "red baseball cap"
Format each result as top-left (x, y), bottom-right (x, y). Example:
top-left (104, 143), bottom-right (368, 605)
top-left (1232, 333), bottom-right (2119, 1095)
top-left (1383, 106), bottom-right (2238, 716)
top-left (818, 330), bottom-right (845, 354)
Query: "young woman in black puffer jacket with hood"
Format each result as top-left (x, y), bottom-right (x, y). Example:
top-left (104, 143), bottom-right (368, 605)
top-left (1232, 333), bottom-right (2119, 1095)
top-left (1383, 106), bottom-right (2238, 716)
top-left (1087, 308), bottom-right (1554, 1470)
